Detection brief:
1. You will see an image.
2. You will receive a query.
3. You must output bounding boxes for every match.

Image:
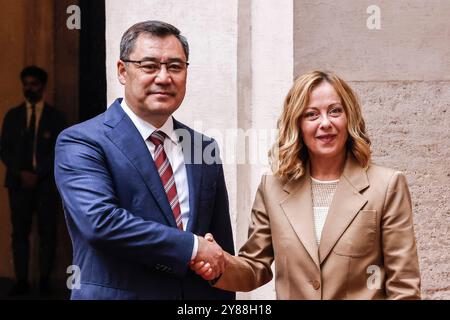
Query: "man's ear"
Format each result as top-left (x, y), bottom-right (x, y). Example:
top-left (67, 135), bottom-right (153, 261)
top-left (117, 60), bottom-right (127, 85)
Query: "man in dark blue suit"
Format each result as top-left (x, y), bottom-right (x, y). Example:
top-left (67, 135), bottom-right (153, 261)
top-left (1, 66), bottom-right (66, 295)
top-left (54, 21), bottom-right (235, 299)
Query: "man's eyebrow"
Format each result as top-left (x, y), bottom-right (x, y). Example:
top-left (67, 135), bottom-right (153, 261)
top-left (138, 57), bottom-right (186, 62)
top-left (136, 57), bottom-right (158, 62)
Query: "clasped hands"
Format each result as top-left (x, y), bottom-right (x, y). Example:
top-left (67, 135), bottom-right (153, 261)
top-left (20, 170), bottom-right (38, 188)
top-left (190, 233), bottom-right (227, 281)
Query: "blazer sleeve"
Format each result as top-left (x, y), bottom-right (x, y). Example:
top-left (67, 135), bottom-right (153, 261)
top-left (214, 174), bottom-right (274, 292)
top-left (54, 128), bottom-right (195, 277)
top-left (381, 171), bottom-right (421, 299)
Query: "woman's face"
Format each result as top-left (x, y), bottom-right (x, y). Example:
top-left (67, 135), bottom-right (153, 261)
top-left (300, 81), bottom-right (348, 161)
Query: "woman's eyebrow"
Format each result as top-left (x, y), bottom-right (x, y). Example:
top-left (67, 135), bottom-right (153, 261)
top-left (306, 103), bottom-right (342, 110)
top-left (328, 102), bottom-right (343, 108)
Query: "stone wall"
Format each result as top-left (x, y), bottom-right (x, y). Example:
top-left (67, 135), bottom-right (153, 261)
top-left (294, 0), bottom-right (449, 299)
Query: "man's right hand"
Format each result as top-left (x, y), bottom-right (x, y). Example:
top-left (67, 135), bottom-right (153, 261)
top-left (20, 171), bottom-right (38, 188)
top-left (193, 234), bottom-right (227, 280)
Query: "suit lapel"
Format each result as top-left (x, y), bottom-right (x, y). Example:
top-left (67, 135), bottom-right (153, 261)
top-left (280, 166), bottom-right (320, 269)
top-left (184, 158), bottom-right (202, 232)
top-left (173, 119), bottom-right (203, 232)
top-left (318, 155), bottom-right (369, 264)
top-left (104, 99), bottom-right (177, 227)
top-left (37, 104), bottom-right (49, 138)
top-left (19, 103), bottom-right (27, 132)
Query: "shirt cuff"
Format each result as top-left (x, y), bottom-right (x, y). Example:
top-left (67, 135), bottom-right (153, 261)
top-left (191, 234), bottom-right (198, 260)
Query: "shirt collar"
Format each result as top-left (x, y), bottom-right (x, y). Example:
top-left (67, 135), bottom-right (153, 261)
top-left (26, 100), bottom-right (44, 111)
top-left (120, 98), bottom-right (178, 145)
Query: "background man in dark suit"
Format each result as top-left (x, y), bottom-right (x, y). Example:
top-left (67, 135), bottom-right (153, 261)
top-left (54, 21), bottom-right (234, 299)
top-left (1, 66), bottom-right (66, 295)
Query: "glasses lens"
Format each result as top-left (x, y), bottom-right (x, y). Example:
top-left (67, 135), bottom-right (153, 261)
top-left (136, 61), bottom-right (187, 74)
top-left (139, 61), bottom-right (160, 73)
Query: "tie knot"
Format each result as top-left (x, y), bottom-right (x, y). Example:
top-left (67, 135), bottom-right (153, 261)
top-left (149, 130), bottom-right (166, 146)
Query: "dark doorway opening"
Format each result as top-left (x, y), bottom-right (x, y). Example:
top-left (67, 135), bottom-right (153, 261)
top-left (79, 0), bottom-right (106, 122)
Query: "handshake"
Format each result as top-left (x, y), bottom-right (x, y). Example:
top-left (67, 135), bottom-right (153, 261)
top-left (189, 233), bottom-right (228, 281)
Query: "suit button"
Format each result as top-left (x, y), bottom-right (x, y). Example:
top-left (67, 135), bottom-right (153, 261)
top-left (311, 280), bottom-right (321, 290)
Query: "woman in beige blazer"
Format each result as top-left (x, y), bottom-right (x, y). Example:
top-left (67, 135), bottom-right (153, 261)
top-left (191, 70), bottom-right (421, 299)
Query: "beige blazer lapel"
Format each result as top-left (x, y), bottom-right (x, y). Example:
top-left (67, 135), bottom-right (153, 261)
top-left (280, 166), bottom-right (320, 269)
top-left (319, 155), bottom-right (370, 264)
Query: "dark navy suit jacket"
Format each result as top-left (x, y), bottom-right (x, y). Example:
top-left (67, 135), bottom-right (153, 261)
top-left (54, 99), bottom-right (235, 299)
top-left (1, 102), bottom-right (66, 188)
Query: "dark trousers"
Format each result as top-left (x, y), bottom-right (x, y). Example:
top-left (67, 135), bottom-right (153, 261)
top-left (8, 182), bottom-right (58, 284)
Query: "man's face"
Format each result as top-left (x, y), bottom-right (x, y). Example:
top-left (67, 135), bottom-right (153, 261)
top-left (118, 34), bottom-right (188, 126)
top-left (22, 76), bottom-right (45, 103)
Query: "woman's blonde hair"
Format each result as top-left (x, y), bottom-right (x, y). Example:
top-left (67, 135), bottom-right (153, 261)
top-left (269, 70), bottom-right (371, 181)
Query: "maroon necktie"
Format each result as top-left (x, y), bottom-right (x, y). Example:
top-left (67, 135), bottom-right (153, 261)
top-left (148, 131), bottom-right (183, 230)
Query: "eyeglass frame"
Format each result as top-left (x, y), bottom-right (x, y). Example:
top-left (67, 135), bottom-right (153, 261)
top-left (121, 58), bottom-right (189, 75)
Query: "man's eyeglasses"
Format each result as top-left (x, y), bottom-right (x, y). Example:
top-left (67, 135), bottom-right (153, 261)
top-left (122, 59), bottom-right (189, 75)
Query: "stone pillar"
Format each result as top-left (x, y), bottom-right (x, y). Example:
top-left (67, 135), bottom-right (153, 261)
top-left (240, 0), bottom-right (293, 300)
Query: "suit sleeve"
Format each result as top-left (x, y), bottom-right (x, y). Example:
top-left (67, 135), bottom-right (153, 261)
top-left (0, 110), bottom-right (20, 178)
top-left (214, 174), bottom-right (274, 292)
top-left (54, 128), bottom-right (195, 277)
top-left (381, 171), bottom-right (421, 299)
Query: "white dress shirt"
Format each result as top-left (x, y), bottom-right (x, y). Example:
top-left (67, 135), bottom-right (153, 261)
top-left (26, 100), bottom-right (44, 169)
top-left (120, 99), bottom-right (198, 260)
